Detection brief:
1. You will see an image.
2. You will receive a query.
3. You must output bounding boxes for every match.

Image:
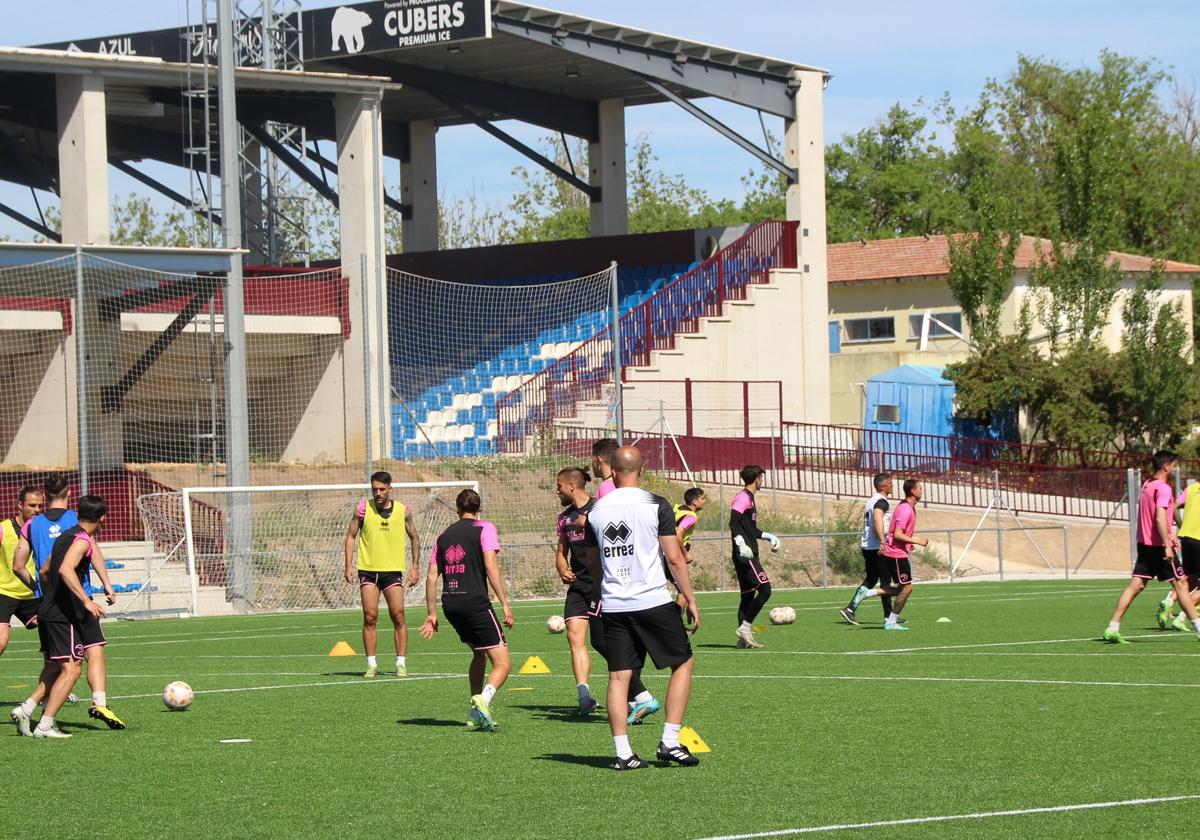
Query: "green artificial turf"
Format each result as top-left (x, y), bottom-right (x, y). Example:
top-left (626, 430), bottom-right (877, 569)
top-left (2, 579), bottom-right (1196, 839)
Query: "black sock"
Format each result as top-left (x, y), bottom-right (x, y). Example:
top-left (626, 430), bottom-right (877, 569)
top-left (741, 584), bottom-right (772, 624)
top-left (881, 594), bottom-right (893, 617)
top-left (628, 670), bottom-right (648, 702)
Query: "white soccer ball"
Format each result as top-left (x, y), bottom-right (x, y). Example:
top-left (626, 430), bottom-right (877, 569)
top-left (546, 615), bottom-right (566, 634)
top-left (163, 680), bottom-right (194, 711)
top-left (768, 606), bottom-right (797, 625)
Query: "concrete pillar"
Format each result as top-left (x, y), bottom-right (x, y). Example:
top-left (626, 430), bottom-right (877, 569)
top-left (336, 91), bottom-right (387, 464)
top-left (589, 99), bottom-right (627, 237)
top-left (400, 120), bottom-right (438, 252)
top-left (241, 138), bottom-right (267, 264)
top-left (785, 70), bottom-right (830, 424)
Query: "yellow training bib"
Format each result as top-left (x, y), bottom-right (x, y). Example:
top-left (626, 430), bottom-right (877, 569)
top-left (356, 500), bottom-right (408, 572)
top-left (1179, 483), bottom-right (1200, 542)
top-left (0, 518), bottom-right (34, 600)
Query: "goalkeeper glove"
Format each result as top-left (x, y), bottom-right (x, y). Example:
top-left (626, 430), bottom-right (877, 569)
top-left (734, 535), bottom-right (755, 559)
top-left (762, 532), bottom-right (781, 553)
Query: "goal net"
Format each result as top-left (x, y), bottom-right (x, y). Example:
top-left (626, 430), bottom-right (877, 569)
top-left (128, 481), bottom-right (476, 617)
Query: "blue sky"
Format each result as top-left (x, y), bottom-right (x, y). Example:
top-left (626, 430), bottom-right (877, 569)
top-left (2, 0), bottom-right (1197, 241)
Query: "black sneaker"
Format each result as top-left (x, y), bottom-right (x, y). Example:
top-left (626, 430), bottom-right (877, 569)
top-left (656, 741), bottom-right (700, 767)
top-left (839, 606), bottom-right (859, 625)
top-left (614, 754), bottom-right (650, 771)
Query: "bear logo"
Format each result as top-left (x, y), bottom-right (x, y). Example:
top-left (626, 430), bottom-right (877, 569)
top-left (331, 6), bottom-right (372, 55)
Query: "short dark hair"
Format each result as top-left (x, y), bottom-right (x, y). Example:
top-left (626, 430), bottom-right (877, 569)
top-left (739, 465), bottom-right (765, 486)
top-left (683, 487), bottom-right (705, 506)
top-left (43, 474), bottom-right (69, 499)
top-left (557, 466), bottom-right (591, 486)
top-left (18, 485), bottom-right (42, 503)
top-left (77, 494), bottom-right (107, 523)
top-left (370, 471), bottom-right (392, 485)
top-left (1152, 450), bottom-right (1178, 473)
top-left (456, 488), bottom-right (481, 514)
top-left (591, 438), bottom-right (618, 462)
top-left (903, 478), bottom-right (920, 497)
top-left (873, 472), bottom-right (892, 491)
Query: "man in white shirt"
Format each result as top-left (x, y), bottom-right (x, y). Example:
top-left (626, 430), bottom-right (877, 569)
top-left (585, 446), bottom-right (701, 771)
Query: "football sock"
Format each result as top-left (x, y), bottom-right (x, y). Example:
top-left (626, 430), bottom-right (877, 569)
top-left (739, 620), bottom-right (752, 633)
top-left (661, 722), bottom-right (681, 749)
top-left (634, 690), bottom-right (652, 704)
top-left (19, 699), bottom-right (36, 716)
top-left (1192, 618), bottom-right (1200, 634)
top-left (887, 612), bottom-right (900, 624)
top-left (481, 684), bottom-right (497, 704)
top-left (396, 656), bottom-right (406, 669)
top-left (1108, 620), bottom-right (1121, 633)
top-left (92, 692), bottom-right (106, 707)
top-left (577, 683), bottom-right (591, 700)
top-left (1161, 596), bottom-right (1173, 608)
top-left (861, 588), bottom-right (880, 599)
top-left (35, 714), bottom-right (54, 731)
top-left (882, 594), bottom-right (894, 616)
top-left (366, 656), bottom-right (377, 668)
top-left (614, 734), bottom-right (633, 760)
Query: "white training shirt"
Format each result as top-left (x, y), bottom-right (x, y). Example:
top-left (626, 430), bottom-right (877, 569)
top-left (860, 492), bottom-right (892, 550)
top-left (584, 486), bottom-right (676, 613)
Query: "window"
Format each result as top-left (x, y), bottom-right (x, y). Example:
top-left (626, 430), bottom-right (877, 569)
top-left (874, 404), bottom-right (901, 424)
top-left (843, 317), bottom-right (895, 343)
top-left (908, 311), bottom-right (964, 339)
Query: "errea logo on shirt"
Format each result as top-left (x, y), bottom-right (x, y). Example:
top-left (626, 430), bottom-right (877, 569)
top-left (602, 521), bottom-right (634, 559)
top-left (603, 522), bottom-right (631, 543)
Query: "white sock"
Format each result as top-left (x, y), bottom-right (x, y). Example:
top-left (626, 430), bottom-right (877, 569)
top-left (395, 656), bottom-right (406, 669)
top-left (35, 714), bottom-right (54, 731)
top-left (1161, 596), bottom-right (1173, 608)
top-left (481, 684), bottom-right (497, 704)
top-left (661, 722), bottom-right (681, 748)
top-left (1108, 620), bottom-right (1120, 633)
top-left (634, 690), bottom-right (652, 704)
top-left (19, 699), bottom-right (36, 716)
top-left (1192, 618), bottom-right (1200, 634)
top-left (613, 734), bottom-right (633, 760)
top-left (862, 589), bottom-right (880, 599)
top-left (92, 691), bottom-right (106, 707)
top-left (887, 612), bottom-right (900, 624)
top-left (739, 621), bottom-right (752, 633)
top-left (577, 683), bottom-right (591, 700)
top-left (366, 655), bottom-right (377, 668)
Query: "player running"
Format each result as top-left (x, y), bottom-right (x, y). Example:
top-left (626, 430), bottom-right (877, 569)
top-left (584, 447), bottom-right (701, 770)
top-left (29, 494), bottom-right (109, 738)
top-left (555, 466), bottom-right (659, 720)
top-left (1105, 451), bottom-right (1200, 644)
top-left (11, 474), bottom-right (122, 732)
top-left (879, 478), bottom-right (926, 630)
top-left (420, 489), bottom-right (514, 731)
top-left (730, 465), bottom-right (780, 648)
top-left (841, 473), bottom-right (895, 625)
top-left (1155, 478), bottom-right (1200, 631)
top-left (0, 486), bottom-right (43, 659)
top-left (345, 471), bottom-right (421, 677)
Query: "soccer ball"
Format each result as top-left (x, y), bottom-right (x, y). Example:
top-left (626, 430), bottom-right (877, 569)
top-left (546, 615), bottom-right (566, 634)
top-left (768, 606), bottom-right (797, 625)
top-left (163, 680), bottom-right (194, 711)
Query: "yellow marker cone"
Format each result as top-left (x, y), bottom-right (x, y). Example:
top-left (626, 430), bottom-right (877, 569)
top-left (328, 640), bottom-right (358, 657)
top-left (508, 686), bottom-right (533, 692)
top-left (753, 625), bottom-right (768, 632)
top-left (679, 726), bottom-right (711, 753)
top-left (518, 655), bottom-right (551, 674)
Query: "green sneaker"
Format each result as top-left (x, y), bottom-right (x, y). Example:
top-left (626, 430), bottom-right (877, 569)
top-left (470, 694), bottom-right (495, 732)
top-left (395, 663), bottom-right (407, 677)
top-left (1171, 615), bottom-right (1192, 633)
top-left (1102, 628), bottom-right (1129, 645)
top-left (1158, 603), bottom-right (1174, 629)
top-left (364, 665), bottom-right (378, 678)
top-left (466, 706), bottom-right (483, 730)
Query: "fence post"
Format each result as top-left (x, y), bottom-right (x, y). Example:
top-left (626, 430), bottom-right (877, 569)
top-left (684, 378), bottom-right (694, 437)
top-left (361, 253), bottom-right (374, 473)
top-left (770, 423), bottom-right (777, 511)
top-left (742, 381), bottom-right (750, 438)
top-left (659, 400), bottom-right (666, 470)
top-left (820, 478), bottom-right (828, 588)
top-left (1127, 468), bottom-right (1138, 571)
top-left (1063, 526), bottom-right (1069, 580)
top-left (610, 261), bottom-right (623, 445)
top-left (947, 530), bottom-right (954, 583)
top-left (74, 245), bottom-right (88, 496)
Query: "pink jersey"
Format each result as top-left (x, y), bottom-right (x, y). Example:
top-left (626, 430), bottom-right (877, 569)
top-left (597, 477), bottom-right (616, 499)
top-left (881, 501), bottom-right (916, 559)
top-left (1138, 478), bottom-right (1176, 546)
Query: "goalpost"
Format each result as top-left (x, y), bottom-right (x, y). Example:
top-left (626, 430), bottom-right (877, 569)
top-left (130, 481), bottom-right (477, 618)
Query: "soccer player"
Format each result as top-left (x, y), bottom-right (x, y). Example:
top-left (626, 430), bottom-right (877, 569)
top-left (879, 478), bottom-right (928, 631)
top-left (592, 438), bottom-right (619, 499)
top-left (730, 465), bottom-right (780, 648)
top-left (1104, 451), bottom-right (1200, 644)
top-left (555, 466), bottom-right (659, 719)
top-left (11, 474), bottom-right (122, 732)
top-left (0, 486), bottom-right (44, 658)
top-left (1155, 479), bottom-right (1200, 630)
top-left (29, 494), bottom-right (109, 738)
top-left (841, 473), bottom-right (895, 625)
top-left (585, 446), bottom-right (701, 770)
top-left (420, 489), bottom-right (514, 731)
top-left (345, 471), bottom-right (421, 677)
top-left (672, 488), bottom-right (706, 614)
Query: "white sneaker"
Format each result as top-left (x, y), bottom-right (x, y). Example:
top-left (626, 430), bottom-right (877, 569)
top-left (33, 725), bottom-right (71, 739)
top-left (10, 707), bottom-right (32, 737)
top-left (736, 626), bottom-right (764, 649)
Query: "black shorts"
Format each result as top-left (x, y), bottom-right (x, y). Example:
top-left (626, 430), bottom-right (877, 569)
top-left (38, 619), bottom-right (85, 661)
top-left (0, 594), bottom-right (38, 628)
top-left (860, 548), bottom-right (889, 583)
top-left (444, 607), bottom-right (507, 651)
top-left (358, 570), bottom-right (405, 591)
top-left (733, 555), bottom-right (770, 593)
top-left (1133, 543), bottom-right (1185, 582)
top-left (883, 553), bottom-right (913, 585)
top-left (78, 610), bottom-right (106, 649)
top-left (601, 602), bottom-right (692, 671)
top-left (564, 582), bottom-right (601, 622)
top-left (1180, 537), bottom-right (1200, 578)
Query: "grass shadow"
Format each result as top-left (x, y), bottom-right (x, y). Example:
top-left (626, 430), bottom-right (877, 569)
top-left (509, 703), bottom-right (607, 723)
top-left (398, 717), bottom-right (466, 728)
top-left (533, 753), bottom-right (619, 769)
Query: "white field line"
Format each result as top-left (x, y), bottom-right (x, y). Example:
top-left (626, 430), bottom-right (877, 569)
top-left (692, 674), bottom-right (1200, 690)
top-left (692, 794), bottom-right (1200, 839)
top-left (109, 672), bottom-right (465, 701)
